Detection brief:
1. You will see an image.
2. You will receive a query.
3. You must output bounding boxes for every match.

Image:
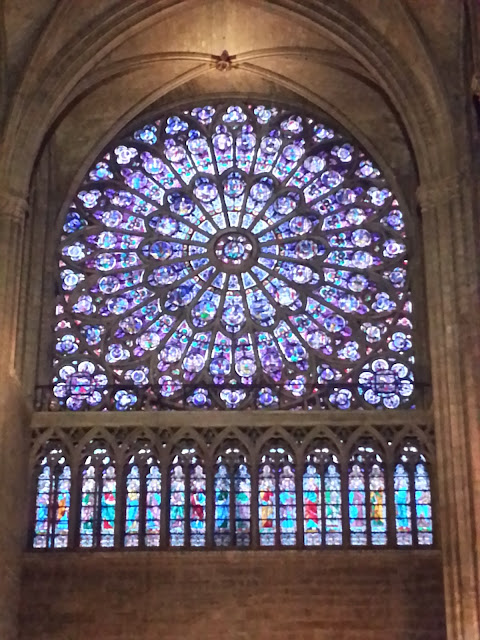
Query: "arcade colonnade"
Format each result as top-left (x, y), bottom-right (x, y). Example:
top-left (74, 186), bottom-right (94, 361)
top-left (0, 1), bottom-right (479, 638)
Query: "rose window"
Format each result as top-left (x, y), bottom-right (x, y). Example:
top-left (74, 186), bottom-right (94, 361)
top-left (54, 103), bottom-right (415, 410)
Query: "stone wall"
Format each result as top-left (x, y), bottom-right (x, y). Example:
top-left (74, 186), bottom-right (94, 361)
top-left (20, 550), bottom-right (445, 640)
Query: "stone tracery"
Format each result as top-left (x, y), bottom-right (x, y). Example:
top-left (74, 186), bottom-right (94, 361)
top-left (54, 103), bottom-right (415, 411)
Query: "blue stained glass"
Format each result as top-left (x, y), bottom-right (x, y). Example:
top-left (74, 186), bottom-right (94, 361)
top-left (349, 464), bottom-right (367, 545)
top-left (394, 464), bottom-right (412, 545)
top-left (33, 457), bottom-right (71, 549)
top-left (80, 465), bottom-right (96, 547)
top-left (100, 466), bottom-right (116, 547)
top-left (34, 467), bottom-right (51, 547)
top-left (214, 465), bottom-right (231, 546)
top-left (369, 464), bottom-right (387, 545)
top-left (235, 464), bottom-right (251, 546)
top-left (54, 467), bottom-right (71, 548)
top-left (145, 466), bottom-right (161, 547)
top-left (279, 465), bottom-right (296, 545)
top-left (325, 464), bottom-right (342, 545)
top-left (55, 103), bottom-right (415, 411)
top-left (125, 466), bottom-right (140, 547)
top-left (170, 464), bottom-right (185, 547)
top-left (415, 463), bottom-right (433, 545)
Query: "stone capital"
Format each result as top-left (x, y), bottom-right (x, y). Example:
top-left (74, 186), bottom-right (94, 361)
top-left (0, 192), bottom-right (28, 224)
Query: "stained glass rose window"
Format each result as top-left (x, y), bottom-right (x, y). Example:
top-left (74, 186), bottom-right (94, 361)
top-left (54, 103), bottom-right (414, 410)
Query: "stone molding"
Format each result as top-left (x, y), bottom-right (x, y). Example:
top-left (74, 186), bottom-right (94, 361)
top-left (416, 173), bottom-right (467, 210)
top-left (0, 192), bottom-right (28, 224)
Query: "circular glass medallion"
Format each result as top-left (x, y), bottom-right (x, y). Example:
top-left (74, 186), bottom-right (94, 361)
top-left (214, 232), bottom-right (255, 269)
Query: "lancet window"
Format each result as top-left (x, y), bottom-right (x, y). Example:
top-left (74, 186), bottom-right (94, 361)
top-left (79, 445), bottom-right (116, 548)
top-left (124, 445), bottom-right (161, 547)
top-left (303, 445), bottom-right (342, 546)
top-left (30, 435), bottom-right (434, 549)
top-left (169, 447), bottom-right (206, 547)
top-left (32, 444), bottom-right (71, 548)
top-left (348, 445), bottom-right (387, 545)
top-left (394, 444), bottom-right (433, 546)
top-left (258, 446), bottom-right (297, 546)
top-left (214, 447), bottom-right (251, 547)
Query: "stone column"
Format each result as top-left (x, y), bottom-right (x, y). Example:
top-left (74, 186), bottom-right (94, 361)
top-left (0, 192), bottom-right (30, 640)
top-left (418, 173), bottom-right (480, 640)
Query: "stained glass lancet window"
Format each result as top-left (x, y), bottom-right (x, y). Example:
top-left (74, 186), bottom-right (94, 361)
top-left (259, 446), bottom-right (296, 546)
top-left (169, 448), bottom-right (206, 547)
top-left (52, 102), bottom-right (415, 411)
top-left (214, 448), bottom-right (251, 546)
top-left (394, 444), bottom-right (433, 546)
top-left (124, 445), bottom-right (161, 547)
top-left (349, 445), bottom-right (387, 546)
top-left (303, 446), bottom-right (342, 546)
top-left (79, 445), bottom-right (116, 547)
top-left (33, 445), bottom-right (70, 548)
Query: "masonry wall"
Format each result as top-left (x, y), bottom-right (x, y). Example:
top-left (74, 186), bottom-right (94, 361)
top-left (20, 550), bottom-right (445, 640)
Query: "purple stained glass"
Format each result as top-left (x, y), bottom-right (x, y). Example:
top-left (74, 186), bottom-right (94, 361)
top-left (53, 103), bottom-right (415, 411)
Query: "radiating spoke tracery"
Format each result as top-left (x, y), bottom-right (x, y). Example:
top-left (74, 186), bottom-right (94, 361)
top-left (53, 103), bottom-right (414, 410)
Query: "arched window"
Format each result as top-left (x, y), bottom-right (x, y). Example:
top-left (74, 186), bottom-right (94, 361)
top-left (214, 447), bottom-right (251, 547)
top-left (348, 445), bottom-right (387, 545)
top-left (32, 444), bottom-right (71, 548)
top-left (259, 446), bottom-right (296, 546)
top-left (169, 447), bottom-right (206, 547)
top-left (303, 445), bottom-right (342, 546)
top-left (394, 443), bottom-right (433, 546)
top-left (51, 102), bottom-right (415, 412)
top-left (79, 444), bottom-right (116, 547)
top-left (124, 444), bottom-right (161, 547)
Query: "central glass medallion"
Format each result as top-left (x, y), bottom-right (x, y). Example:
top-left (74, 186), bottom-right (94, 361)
top-left (213, 231), bottom-right (255, 269)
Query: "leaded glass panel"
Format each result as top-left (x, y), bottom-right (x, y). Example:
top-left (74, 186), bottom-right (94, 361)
top-left (33, 446), bottom-right (70, 549)
top-left (53, 103), bottom-right (415, 411)
top-left (259, 447), bottom-right (296, 546)
top-left (79, 446), bottom-right (116, 548)
top-left (303, 447), bottom-right (342, 546)
top-left (349, 446), bottom-right (386, 546)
